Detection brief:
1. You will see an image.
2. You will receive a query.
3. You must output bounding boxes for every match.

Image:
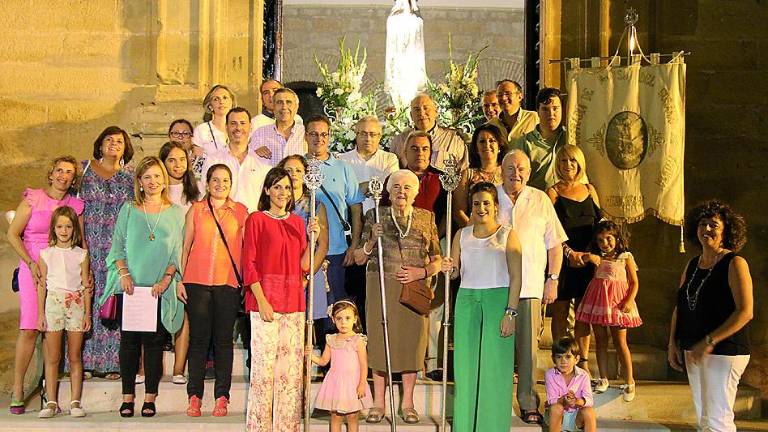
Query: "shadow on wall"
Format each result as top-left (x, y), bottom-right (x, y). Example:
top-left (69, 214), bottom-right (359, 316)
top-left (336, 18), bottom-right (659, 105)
top-left (288, 81), bottom-right (325, 120)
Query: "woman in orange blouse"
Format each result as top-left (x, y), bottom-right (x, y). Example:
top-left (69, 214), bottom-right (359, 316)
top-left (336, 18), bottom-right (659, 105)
top-left (178, 164), bottom-right (249, 417)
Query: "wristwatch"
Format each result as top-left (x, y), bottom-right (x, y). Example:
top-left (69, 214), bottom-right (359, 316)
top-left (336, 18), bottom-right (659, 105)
top-left (547, 273), bottom-right (559, 281)
top-left (504, 307), bottom-right (518, 317)
top-left (705, 334), bottom-right (716, 347)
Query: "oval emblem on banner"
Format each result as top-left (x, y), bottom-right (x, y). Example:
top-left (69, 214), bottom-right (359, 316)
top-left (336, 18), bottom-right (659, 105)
top-left (604, 111), bottom-right (648, 170)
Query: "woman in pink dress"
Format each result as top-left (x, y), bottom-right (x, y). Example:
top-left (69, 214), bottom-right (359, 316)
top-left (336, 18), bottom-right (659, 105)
top-left (6, 155), bottom-right (84, 414)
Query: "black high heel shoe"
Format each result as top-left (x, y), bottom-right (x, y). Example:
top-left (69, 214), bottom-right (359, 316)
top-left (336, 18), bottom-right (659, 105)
top-left (119, 402), bottom-right (134, 418)
top-left (141, 401), bottom-right (157, 417)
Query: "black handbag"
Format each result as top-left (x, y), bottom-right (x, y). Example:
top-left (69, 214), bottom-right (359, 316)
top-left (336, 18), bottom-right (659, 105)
top-left (207, 199), bottom-right (246, 314)
top-left (11, 267), bottom-right (19, 292)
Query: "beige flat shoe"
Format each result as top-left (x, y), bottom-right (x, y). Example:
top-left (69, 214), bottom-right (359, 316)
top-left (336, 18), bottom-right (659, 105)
top-left (402, 407), bottom-right (420, 424)
top-left (365, 406), bottom-right (385, 423)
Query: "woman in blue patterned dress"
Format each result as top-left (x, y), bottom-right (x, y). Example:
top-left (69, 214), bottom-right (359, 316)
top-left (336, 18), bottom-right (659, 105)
top-left (80, 126), bottom-right (135, 379)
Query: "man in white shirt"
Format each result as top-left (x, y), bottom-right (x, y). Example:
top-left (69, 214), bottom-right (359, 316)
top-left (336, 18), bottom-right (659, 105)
top-left (389, 93), bottom-right (468, 171)
top-left (201, 107), bottom-right (270, 213)
top-left (496, 149), bottom-right (567, 425)
top-left (249, 87), bottom-right (307, 167)
top-left (339, 116), bottom-right (399, 214)
top-left (250, 79), bottom-right (304, 131)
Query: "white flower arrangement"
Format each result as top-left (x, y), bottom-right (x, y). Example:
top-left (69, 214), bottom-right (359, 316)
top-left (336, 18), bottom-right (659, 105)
top-left (315, 38), bottom-right (377, 152)
top-left (427, 39), bottom-right (487, 134)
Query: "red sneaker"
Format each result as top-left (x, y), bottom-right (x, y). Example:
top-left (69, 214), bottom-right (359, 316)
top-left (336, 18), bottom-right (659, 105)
top-left (212, 396), bottom-right (228, 417)
top-left (186, 395), bottom-right (202, 417)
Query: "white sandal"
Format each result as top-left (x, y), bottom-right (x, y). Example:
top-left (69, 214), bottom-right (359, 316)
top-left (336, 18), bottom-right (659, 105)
top-left (38, 401), bottom-right (58, 418)
top-left (70, 400), bottom-right (86, 417)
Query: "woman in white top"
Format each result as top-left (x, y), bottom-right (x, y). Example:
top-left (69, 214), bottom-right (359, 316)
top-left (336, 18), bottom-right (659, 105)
top-left (192, 85), bottom-right (236, 154)
top-left (441, 181), bottom-right (523, 432)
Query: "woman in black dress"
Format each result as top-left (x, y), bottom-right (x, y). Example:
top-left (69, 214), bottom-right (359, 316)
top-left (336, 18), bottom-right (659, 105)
top-left (546, 145), bottom-right (601, 373)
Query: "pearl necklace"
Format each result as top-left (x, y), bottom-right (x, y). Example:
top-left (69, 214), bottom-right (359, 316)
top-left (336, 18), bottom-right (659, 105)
top-left (390, 207), bottom-right (413, 239)
top-left (264, 210), bottom-right (289, 220)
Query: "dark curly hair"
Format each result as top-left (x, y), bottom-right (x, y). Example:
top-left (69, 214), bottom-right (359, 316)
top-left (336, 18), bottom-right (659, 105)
top-left (93, 126), bottom-right (134, 164)
top-left (589, 220), bottom-right (630, 256)
top-left (468, 123), bottom-right (508, 168)
top-left (684, 200), bottom-right (747, 252)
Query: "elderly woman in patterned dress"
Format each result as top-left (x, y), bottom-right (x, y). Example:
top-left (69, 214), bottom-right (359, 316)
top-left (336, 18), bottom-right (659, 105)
top-left (355, 169), bottom-right (442, 424)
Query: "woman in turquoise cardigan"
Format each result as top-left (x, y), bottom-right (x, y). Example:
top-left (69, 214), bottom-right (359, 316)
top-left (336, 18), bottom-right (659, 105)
top-left (98, 156), bottom-right (185, 418)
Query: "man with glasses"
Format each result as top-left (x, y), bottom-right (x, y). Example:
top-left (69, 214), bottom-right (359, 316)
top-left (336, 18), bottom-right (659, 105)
top-left (490, 79), bottom-right (539, 142)
top-left (249, 87), bottom-right (307, 167)
top-left (390, 93), bottom-right (468, 172)
top-left (339, 115), bottom-right (399, 330)
top-left (250, 79), bottom-right (304, 131)
top-left (305, 115), bottom-right (366, 315)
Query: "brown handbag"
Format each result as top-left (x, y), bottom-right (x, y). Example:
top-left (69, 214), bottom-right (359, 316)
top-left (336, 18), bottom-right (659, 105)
top-left (396, 236), bottom-right (433, 315)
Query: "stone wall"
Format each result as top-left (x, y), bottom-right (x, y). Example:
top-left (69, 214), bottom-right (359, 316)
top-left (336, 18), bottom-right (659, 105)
top-left (543, 0), bottom-right (768, 401)
top-left (282, 4), bottom-right (525, 108)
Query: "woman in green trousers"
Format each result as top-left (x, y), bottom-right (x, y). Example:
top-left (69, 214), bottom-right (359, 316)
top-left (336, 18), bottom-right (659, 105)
top-left (442, 182), bottom-right (523, 431)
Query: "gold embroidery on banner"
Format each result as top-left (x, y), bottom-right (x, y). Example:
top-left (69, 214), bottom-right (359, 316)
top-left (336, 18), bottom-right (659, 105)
top-left (655, 155), bottom-right (678, 189)
top-left (587, 124), bottom-right (606, 157)
top-left (639, 70), bottom-right (656, 88)
top-left (646, 124), bottom-right (665, 157)
top-left (658, 87), bottom-right (676, 125)
top-left (606, 195), bottom-right (643, 212)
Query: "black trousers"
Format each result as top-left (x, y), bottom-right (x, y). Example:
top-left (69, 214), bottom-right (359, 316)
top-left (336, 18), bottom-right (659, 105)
top-left (185, 283), bottom-right (240, 399)
top-left (119, 301), bottom-right (166, 395)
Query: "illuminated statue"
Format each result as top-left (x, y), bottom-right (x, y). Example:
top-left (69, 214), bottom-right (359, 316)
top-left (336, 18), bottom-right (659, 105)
top-left (385, 0), bottom-right (427, 109)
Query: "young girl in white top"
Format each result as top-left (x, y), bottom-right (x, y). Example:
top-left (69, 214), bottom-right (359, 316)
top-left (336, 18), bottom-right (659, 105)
top-left (37, 206), bottom-right (91, 418)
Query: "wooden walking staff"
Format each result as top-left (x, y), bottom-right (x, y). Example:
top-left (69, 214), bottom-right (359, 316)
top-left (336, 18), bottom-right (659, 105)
top-left (368, 176), bottom-right (397, 432)
top-left (303, 157), bottom-right (324, 430)
top-left (438, 156), bottom-right (461, 432)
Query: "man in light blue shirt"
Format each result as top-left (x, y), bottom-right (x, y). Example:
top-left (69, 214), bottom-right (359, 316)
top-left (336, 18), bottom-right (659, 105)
top-left (304, 115), bottom-right (365, 307)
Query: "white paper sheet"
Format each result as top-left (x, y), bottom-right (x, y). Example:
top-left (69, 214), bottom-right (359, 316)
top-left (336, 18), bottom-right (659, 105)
top-left (121, 286), bottom-right (158, 332)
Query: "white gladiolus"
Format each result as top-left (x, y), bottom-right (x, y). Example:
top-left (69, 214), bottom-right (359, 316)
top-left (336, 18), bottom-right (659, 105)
top-left (344, 130), bottom-right (356, 141)
top-left (316, 87), bottom-right (324, 97)
top-left (333, 88), bottom-right (344, 95)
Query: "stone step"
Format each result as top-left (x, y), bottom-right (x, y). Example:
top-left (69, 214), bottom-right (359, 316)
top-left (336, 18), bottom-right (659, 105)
top-left (0, 409), bottom-right (703, 432)
top-left (31, 377), bottom-right (762, 422)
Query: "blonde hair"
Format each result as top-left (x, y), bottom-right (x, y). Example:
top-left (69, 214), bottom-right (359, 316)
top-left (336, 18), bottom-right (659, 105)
top-left (47, 155), bottom-right (80, 195)
top-left (203, 84), bottom-right (237, 114)
top-left (555, 145), bottom-right (587, 182)
top-left (133, 156), bottom-right (171, 206)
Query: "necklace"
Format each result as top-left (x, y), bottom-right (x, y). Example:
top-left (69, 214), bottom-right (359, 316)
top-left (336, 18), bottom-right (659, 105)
top-left (142, 201), bottom-right (164, 241)
top-left (264, 210), bottom-right (289, 220)
top-left (685, 251), bottom-right (724, 311)
top-left (390, 207), bottom-right (413, 239)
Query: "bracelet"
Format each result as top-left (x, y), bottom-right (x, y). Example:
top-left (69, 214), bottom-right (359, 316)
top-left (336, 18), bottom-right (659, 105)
top-left (119, 273), bottom-right (131, 279)
top-left (504, 307), bottom-right (518, 317)
top-left (164, 272), bottom-right (175, 279)
top-left (362, 242), bottom-right (374, 256)
top-left (423, 268), bottom-right (429, 279)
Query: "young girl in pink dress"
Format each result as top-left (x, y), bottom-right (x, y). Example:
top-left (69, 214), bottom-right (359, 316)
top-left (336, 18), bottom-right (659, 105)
top-left (575, 220), bottom-right (641, 402)
top-left (311, 300), bottom-right (373, 432)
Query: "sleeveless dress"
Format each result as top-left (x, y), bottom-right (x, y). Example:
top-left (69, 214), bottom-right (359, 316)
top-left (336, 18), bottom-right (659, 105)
top-left (314, 334), bottom-right (373, 414)
top-left (79, 162), bottom-right (134, 372)
top-left (553, 194), bottom-right (600, 300)
top-left (16, 189), bottom-right (84, 329)
top-left (575, 252), bottom-right (642, 328)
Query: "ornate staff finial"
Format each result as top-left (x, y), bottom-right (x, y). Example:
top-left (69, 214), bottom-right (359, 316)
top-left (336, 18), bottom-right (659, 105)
top-left (439, 156), bottom-right (461, 192)
top-left (369, 176), bottom-right (383, 201)
top-left (305, 157), bottom-right (325, 191)
top-left (624, 7), bottom-right (638, 27)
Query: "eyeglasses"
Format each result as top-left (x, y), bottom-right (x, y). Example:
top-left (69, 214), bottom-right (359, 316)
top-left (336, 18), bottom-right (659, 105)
top-left (306, 132), bottom-right (329, 139)
top-left (170, 131), bottom-right (193, 138)
top-left (497, 91), bottom-right (520, 98)
top-left (356, 132), bottom-right (381, 138)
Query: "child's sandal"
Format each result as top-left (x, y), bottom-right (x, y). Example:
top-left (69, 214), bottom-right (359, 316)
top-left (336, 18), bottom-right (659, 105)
top-left (70, 400), bottom-right (86, 417)
top-left (9, 399), bottom-right (25, 415)
top-left (119, 401), bottom-right (134, 418)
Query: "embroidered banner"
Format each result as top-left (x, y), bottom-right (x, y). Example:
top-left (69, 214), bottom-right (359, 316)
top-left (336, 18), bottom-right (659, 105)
top-left (566, 57), bottom-right (686, 225)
